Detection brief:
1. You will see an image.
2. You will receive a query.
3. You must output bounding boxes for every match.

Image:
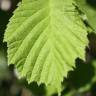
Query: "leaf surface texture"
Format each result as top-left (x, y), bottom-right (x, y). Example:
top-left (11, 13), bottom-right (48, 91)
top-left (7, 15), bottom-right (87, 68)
top-left (4, 0), bottom-right (88, 92)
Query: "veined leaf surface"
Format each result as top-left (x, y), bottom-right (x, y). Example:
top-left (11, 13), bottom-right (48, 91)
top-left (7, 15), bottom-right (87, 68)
top-left (4, 0), bottom-right (88, 93)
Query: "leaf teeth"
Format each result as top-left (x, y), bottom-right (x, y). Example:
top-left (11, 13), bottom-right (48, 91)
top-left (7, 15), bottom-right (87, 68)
top-left (4, 0), bottom-right (88, 94)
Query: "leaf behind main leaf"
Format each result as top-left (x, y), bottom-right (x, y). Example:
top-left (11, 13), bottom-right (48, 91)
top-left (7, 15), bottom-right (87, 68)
top-left (76, 0), bottom-right (96, 31)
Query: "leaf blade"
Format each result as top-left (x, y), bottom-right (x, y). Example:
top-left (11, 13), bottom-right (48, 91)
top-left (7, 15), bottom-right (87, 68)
top-left (4, 0), bottom-right (88, 93)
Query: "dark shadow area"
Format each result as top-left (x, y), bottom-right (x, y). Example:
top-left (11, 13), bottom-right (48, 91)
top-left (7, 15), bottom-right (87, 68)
top-left (86, 0), bottom-right (96, 9)
top-left (21, 80), bottom-right (46, 96)
top-left (87, 33), bottom-right (96, 59)
top-left (0, 0), bottom-right (21, 46)
top-left (0, 11), bottom-right (12, 45)
top-left (52, 93), bottom-right (58, 96)
top-left (0, 64), bottom-right (21, 96)
top-left (65, 59), bottom-right (94, 89)
top-left (91, 82), bottom-right (96, 96)
top-left (0, 1), bottom-right (22, 96)
top-left (61, 84), bottom-right (71, 96)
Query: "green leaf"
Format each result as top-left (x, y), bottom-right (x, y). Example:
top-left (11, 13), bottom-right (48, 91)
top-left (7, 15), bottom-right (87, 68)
top-left (76, 0), bottom-right (96, 30)
top-left (4, 0), bottom-right (88, 93)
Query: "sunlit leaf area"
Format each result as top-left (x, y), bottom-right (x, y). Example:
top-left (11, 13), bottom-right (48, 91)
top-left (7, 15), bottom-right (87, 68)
top-left (0, 0), bottom-right (96, 96)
